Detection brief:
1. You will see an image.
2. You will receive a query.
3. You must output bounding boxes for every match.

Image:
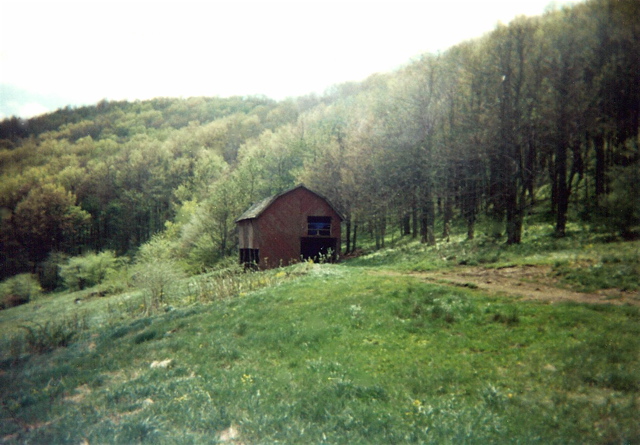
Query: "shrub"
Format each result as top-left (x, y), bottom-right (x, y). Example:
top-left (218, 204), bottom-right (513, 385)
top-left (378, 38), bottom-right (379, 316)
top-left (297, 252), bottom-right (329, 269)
top-left (39, 252), bottom-right (68, 291)
top-left (132, 259), bottom-right (186, 314)
top-left (102, 257), bottom-right (132, 294)
top-left (18, 314), bottom-right (88, 354)
top-left (0, 274), bottom-right (42, 309)
top-left (59, 251), bottom-right (118, 291)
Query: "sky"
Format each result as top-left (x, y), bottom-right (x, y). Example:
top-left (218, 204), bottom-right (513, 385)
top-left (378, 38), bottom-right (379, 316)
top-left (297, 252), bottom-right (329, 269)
top-left (0, 0), bottom-right (582, 119)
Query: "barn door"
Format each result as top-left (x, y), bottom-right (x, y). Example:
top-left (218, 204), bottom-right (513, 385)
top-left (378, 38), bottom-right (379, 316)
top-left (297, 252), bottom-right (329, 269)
top-left (300, 237), bottom-right (337, 262)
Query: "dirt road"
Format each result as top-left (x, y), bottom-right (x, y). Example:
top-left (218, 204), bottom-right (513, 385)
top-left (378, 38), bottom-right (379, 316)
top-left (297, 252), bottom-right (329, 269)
top-left (379, 265), bottom-right (640, 306)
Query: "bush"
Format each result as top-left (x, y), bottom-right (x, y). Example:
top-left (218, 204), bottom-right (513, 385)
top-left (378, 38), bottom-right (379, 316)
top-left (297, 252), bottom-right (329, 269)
top-left (59, 251), bottom-right (119, 291)
top-left (0, 274), bottom-right (42, 309)
top-left (18, 314), bottom-right (88, 354)
top-left (132, 259), bottom-right (186, 314)
top-left (102, 257), bottom-right (132, 294)
top-left (39, 252), bottom-right (68, 291)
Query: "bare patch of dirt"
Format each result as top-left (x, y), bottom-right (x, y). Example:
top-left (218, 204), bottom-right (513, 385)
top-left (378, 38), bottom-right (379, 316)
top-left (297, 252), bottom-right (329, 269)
top-left (378, 265), bottom-right (640, 306)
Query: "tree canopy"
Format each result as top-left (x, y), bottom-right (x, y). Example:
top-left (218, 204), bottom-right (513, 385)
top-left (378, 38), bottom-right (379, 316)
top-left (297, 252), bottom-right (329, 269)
top-left (1, 0), bottom-right (638, 279)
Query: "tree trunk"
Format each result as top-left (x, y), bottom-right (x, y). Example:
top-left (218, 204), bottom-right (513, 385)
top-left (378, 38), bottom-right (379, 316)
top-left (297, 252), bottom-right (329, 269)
top-left (421, 196), bottom-right (436, 246)
top-left (505, 189), bottom-right (522, 244)
top-left (379, 212), bottom-right (386, 248)
top-left (594, 133), bottom-right (605, 204)
top-left (345, 219), bottom-right (351, 254)
top-left (402, 213), bottom-right (411, 236)
top-left (555, 137), bottom-right (569, 237)
top-left (555, 70), bottom-right (570, 238)
top-left (411, 205), bottom-right (418, 238)
top-left (548, 155), bottom-right (558, 216)
top-left (442, 197), bottom-right (453, 241)
top-left (467, 213), bottom-right (475, 240)
top-left (525, 139), bottom-right (537, 209)
top-left (352, 224), bottom-right (358, 253)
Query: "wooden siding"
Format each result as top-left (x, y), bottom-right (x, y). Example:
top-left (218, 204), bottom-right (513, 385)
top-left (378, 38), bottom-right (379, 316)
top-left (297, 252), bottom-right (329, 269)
top-left (237, 186), bottom-right (342, 269)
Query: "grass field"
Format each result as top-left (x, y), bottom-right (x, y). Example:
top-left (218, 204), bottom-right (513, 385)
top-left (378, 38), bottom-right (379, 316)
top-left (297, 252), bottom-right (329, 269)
top-left (1, 233), bottom-right (639, 444)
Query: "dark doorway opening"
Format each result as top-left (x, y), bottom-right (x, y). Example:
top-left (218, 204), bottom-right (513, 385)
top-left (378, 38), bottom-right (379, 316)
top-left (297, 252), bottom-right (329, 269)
top-left (300, 237), bottom-right (337, 262)
top-left (239, 248), bottom-right (260, 269)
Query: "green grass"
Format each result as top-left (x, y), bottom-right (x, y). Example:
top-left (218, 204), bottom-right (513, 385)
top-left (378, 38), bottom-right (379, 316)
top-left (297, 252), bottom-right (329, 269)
top-left (2, 258), bottom-right (639, 443)
top-left (552, 251), bottom-right (640, 292)
top-left (349, 225), bottom-right (640, 292)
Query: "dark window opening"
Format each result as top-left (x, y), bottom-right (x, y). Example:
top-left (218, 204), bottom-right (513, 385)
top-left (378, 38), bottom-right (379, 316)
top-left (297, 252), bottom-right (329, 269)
top-left (307, 216), bottom-right (331, 236)
top-left (239, 248), bottom-right (259, 269)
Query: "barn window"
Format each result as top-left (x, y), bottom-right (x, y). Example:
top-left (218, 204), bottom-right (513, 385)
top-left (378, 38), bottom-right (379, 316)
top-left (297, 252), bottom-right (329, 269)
top-left (307, 216), bottom-right (331, 236)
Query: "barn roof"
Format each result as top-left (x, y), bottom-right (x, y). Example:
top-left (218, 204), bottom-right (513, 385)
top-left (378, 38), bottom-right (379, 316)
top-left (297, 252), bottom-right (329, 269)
top-left (235, 184), bottom-right (345, 223)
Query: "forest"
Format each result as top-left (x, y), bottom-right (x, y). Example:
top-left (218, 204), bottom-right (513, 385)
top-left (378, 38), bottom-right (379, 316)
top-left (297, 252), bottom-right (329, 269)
top-left (0, 0), bottom-right (638, 290)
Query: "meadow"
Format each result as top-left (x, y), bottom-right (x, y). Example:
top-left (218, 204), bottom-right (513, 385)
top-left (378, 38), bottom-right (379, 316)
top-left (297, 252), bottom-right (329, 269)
top-left (1, 230), bottom-right (639, 444)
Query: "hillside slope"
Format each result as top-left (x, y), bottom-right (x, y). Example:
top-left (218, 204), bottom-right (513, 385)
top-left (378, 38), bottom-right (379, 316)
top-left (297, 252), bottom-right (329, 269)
top-left (1, 237), bottom-right (639, 443)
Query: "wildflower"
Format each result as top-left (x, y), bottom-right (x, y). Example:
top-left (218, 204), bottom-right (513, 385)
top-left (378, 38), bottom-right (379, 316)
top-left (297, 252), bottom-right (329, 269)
top-left (241, 374), bottom-right (254, 385)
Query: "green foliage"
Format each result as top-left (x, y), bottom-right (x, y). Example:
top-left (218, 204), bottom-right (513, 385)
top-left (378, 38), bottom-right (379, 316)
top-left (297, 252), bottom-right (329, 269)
top-left (17, 314), bottom-right (87, 354)
top-left (11, 183), bottom-right (90, 261)
top-left (0, 273), bottom-right (42, 309)
top-left (0, 96), bottom-right (291, 277)
top-left (136, 233), bottom-right (177, 263)
top-left (184, 262), bottom-right (291, 303)
top-left (59, 251), bottom-right (118, 291)
top-left (132, 259), bottom-right (186, 314)
top-left (38, 251), bottom-right (68, 291)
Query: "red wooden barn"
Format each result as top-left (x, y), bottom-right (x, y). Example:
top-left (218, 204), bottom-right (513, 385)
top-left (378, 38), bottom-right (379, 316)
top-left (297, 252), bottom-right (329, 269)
top-left (235, 185), bottom-right (344, 269)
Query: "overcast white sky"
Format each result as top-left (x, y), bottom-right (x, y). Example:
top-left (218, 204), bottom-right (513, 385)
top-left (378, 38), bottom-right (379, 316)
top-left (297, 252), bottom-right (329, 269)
top-left (0, 0), bottom-right (582, 119)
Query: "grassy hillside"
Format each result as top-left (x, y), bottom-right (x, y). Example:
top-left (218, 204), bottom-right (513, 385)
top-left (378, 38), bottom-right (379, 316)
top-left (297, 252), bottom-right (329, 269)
top-left (1, 234), bottom-right (639, 444)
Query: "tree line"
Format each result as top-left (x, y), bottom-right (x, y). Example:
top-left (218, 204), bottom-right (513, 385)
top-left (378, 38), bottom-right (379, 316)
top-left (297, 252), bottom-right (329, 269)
top-left (0, 0), bottom-right (638, 285)
top-left (300, 0), bottom-right (638, 249)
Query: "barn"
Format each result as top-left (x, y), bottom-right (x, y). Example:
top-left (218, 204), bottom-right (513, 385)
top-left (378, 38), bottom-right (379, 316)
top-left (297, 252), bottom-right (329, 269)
top-left (235, 185), bottom-right (344, 269)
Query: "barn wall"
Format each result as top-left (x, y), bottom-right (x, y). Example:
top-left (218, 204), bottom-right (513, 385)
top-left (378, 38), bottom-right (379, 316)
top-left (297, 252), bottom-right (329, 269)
top-left (251, 187), bottom-right (341, 269)
top-left (237, 220), bottom-right (256, 249)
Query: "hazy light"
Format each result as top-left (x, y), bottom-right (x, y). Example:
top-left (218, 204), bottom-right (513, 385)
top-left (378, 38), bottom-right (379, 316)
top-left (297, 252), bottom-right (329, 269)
top-left (0, 0), bottom-right (582, 118)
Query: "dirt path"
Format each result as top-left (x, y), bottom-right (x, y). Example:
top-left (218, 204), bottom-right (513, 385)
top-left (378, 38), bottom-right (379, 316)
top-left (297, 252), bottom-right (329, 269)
top-left (377, 265), bottom-right (640, 306)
